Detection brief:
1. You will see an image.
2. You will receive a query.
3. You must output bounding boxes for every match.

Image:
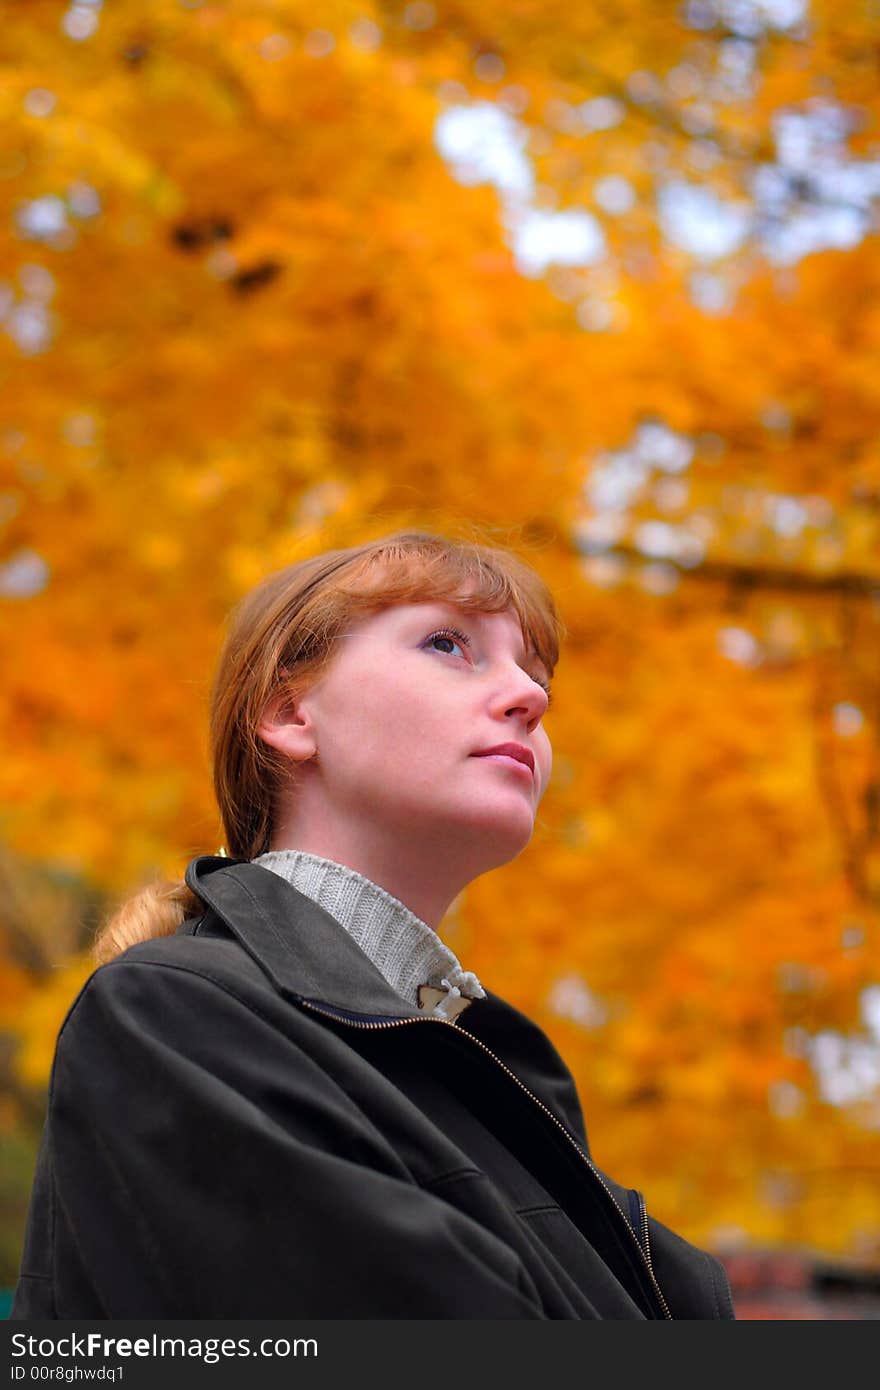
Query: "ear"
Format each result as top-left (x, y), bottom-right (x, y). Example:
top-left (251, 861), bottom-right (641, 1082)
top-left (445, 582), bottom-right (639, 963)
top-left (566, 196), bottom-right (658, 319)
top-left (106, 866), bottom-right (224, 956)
top-left (257, 685), bottom-right (318, 764)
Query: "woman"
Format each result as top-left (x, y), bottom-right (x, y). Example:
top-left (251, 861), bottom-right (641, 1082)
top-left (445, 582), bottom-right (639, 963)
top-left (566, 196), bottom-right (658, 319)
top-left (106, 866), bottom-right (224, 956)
top-left (11, 529), bottom-right (735, 1319)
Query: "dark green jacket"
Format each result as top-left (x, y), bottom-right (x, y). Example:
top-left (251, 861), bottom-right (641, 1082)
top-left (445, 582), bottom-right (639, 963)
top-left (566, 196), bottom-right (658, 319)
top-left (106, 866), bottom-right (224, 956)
top-left (12, 855), bottom-right (736, 1320)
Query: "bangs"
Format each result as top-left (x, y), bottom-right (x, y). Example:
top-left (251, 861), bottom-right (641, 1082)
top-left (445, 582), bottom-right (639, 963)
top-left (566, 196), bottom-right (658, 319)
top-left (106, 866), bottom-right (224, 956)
top-left (331, 531), bottom-right (565, 678)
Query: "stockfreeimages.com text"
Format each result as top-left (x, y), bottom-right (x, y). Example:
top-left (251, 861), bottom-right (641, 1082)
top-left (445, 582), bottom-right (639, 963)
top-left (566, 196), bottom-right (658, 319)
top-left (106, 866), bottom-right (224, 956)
top-left (10, 1334), bottom-right (316, 1365)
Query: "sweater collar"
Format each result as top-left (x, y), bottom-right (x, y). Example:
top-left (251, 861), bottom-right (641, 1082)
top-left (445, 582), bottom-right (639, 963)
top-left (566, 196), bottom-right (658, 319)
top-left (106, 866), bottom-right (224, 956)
top-left (185, 855), bottom-right (433, 1020)
top-left (251, 848), bottom-right (484, 1015)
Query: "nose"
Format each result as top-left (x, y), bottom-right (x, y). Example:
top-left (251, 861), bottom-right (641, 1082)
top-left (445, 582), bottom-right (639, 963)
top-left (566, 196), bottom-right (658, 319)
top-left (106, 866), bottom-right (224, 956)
top-left (497, 663), bottom-right (550, 727)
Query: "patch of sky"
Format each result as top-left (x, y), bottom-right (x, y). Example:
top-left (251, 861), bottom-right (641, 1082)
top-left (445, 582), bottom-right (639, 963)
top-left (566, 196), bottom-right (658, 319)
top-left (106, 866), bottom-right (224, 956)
top-left (0, 549), bottom-right (50, 598)
top-left (18, 264), bottom-right (55, 302)
top-left (653, 477), bottom-right (690, 511)
top-left (294, 479), bottom-right (348, 526)
top-left (667, 62), bottom-right (704, 102)
top-left (764, 494), bottom-right (808, 538)
top-left (581, 423), bottom-right (694, 517)
top-left (631, 558), bottom-right (678, 592)
top-left (435, 102), bottom-right (532, 197)
top-left (809, 1021), bottom-right (880, 1109)
top-left (474, 54), bottom-right (505, 84)
top-left (580, 96), bottom-right (626, 131)
top-left (543, 99), bottom-right (582, 137)
top-left (636, 421), bottom-right (695, 472)
top-left (659, 180), bottom-right (751, 260)
top-left (435, 81), bottom-right (876, 300)
top-left (578, 430), bottom-right (832, 587)
top-left (717, 626), bottom-right (762, 666)
top-left (767, 1079), bottom-right (805, 1118)
top-left (67, 182), bottom-right (102, 219)
top-left (765, 489), bottom-right (837, 535)
top-left (711, 37), bottom-right (758, 102)
top-left (510, 209), bottom-right (605, 276)
top-left (636, 561), bottom-right (681, 594)
top-left (863, 986), bottom-right (880, 1037)
top-left (435, 101), bottom-right (606, 276)
top-left (1, 263), bottom-right (57, 355)
top-left (573, 512), bottom-right (629, 553)
top-left (579, 553), bottom-right (629, 588)
top-left (62, 412), bottom-right (98, 447)
top-left (576, 299), bottom-right (617, 332)
top-left (583, 452), bottom-right (649, 514)
top-left (15, 195), bottom-right (71, 243)
top-left (23, 89), bottom-right (56, 118)
top-left (259, 33), bottom-right (293, 61)
top-left (680, 102), bottom-right (716, 138)
top-left (547, 974), bottom-right (609, 1029)
top-left (594, 176), bottom-right (635, 215)
top-left (404, 2), bottom-right (436, 30)
top-left (752, 99), bottom-right (880, 265)
top-left (832, 702), bottom-right (865, 738)
top-left (12, 186), bottom-right (99, 266)
top-left (683, 0), bottom-right (807, 35)
top-left (577, 422), bottom-right (706, 573)
top-left (4, 303), bottom-right (53, 354)
top-left (633, 519), bottom-right (705, 567)
top-left (635, 91), bottom-right (877, 275)
top-left (349, 17), bottom-right (382, 51)
top-left (625, 71), bottom-right (664, 106)
top-left (688, 269), bottom-right (735, 313)
top-left (303, 30), bottom-right (335, 58)
top-left (63, 1), bottom-right (102, 42)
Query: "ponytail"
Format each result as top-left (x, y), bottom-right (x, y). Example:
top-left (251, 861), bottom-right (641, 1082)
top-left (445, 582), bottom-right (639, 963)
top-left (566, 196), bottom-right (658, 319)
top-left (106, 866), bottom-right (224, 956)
top-left (93, 879), bottom-right (204, 965)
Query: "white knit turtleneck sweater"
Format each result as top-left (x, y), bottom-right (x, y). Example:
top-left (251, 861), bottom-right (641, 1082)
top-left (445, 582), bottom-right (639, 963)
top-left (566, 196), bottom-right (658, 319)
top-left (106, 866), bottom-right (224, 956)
top-left (252, 849), bottom-right (486, 1021)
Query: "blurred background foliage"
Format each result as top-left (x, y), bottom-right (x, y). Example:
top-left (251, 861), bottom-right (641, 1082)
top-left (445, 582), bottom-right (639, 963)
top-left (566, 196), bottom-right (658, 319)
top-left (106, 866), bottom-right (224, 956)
top-left (1, 0), bottom-right (880, 1286)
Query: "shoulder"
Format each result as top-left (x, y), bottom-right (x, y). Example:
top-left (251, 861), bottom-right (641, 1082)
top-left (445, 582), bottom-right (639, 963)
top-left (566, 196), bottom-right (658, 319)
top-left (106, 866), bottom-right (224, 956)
top-left (110, 924), bottom-right (271, 995)
top-left (85, 920), bottom-right (266, 996)
top-left (593, 1168), bottom-right (736, 1319)
top-left (46, 928), bottom-right (351, 1136)
top-left (644, 1213), bottom-right (737, 1318)
top-left (56, 926), bottom-right (301, 1063)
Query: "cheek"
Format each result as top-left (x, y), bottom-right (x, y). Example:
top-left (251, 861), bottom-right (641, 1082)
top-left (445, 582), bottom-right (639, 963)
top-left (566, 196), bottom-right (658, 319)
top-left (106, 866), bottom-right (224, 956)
top-left (318, 658), bottom-right (461, 774)
top-left (322, 674), bottom-right (429, 760)
top-left (537, 734), bottom-right (553, 786)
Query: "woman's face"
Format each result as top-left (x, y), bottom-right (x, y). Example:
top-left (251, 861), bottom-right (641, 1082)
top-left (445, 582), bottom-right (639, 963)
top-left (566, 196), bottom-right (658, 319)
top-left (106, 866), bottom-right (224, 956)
top-left (265, 599), bottom-right (553, 882)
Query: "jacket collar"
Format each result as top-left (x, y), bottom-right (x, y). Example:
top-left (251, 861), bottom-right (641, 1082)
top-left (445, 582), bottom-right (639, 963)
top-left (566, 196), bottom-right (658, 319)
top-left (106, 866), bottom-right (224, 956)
top-left (185, 854), bottom-right (426, 1020)
top-left (185, 854), bottom-right (592, 1154)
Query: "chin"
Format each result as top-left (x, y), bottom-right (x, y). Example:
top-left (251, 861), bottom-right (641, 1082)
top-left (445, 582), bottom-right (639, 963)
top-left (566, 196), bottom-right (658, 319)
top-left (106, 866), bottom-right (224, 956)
top-left (391, 795), bottom-right (534, 863)
top-left (459, 804), bottom-right (535, 861)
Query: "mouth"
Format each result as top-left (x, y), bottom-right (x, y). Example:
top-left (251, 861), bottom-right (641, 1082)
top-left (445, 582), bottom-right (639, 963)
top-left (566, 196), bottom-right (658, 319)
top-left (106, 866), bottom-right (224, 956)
top-left (470, 743), bottom-right (535, 778)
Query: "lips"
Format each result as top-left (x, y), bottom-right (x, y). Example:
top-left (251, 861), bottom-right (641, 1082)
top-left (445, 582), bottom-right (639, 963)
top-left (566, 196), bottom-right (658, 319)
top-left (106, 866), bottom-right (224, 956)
top-left (471, 742), bottom-right (535, 775)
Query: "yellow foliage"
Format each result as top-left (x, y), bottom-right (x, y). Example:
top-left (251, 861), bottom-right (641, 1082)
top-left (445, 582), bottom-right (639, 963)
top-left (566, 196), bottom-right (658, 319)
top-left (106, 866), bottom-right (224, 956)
top-left (1, 0), bottom-right (879, 1263)
top-left (12, 956), bottom-right (95, 1092)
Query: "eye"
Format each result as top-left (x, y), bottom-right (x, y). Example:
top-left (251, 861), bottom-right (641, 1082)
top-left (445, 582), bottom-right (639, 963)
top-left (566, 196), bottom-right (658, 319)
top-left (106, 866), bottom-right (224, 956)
top-left (423, 626), bottom-right (471, 660)
top-left (424, 626), bottom-right (553, 709)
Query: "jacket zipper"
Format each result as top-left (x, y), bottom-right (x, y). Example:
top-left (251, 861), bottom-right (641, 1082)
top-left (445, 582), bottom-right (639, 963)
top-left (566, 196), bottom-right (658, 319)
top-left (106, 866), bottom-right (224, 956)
top-left (627, 1188), bottom-right (662, 1306)
top-left (637, 1190), bottom-right (657, 1290)
top-left (297, 997), bottom-right (673, 1320)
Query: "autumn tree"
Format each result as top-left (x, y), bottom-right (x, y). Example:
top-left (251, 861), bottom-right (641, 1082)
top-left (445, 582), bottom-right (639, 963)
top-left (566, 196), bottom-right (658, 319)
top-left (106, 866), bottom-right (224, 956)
top-left (1, 0), bottom-right (879, 1277)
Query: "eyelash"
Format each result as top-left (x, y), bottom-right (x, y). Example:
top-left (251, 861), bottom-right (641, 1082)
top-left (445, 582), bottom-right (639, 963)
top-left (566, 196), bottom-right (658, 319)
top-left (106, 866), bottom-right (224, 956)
top-left (424, 626), bottom-right (553, 708)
